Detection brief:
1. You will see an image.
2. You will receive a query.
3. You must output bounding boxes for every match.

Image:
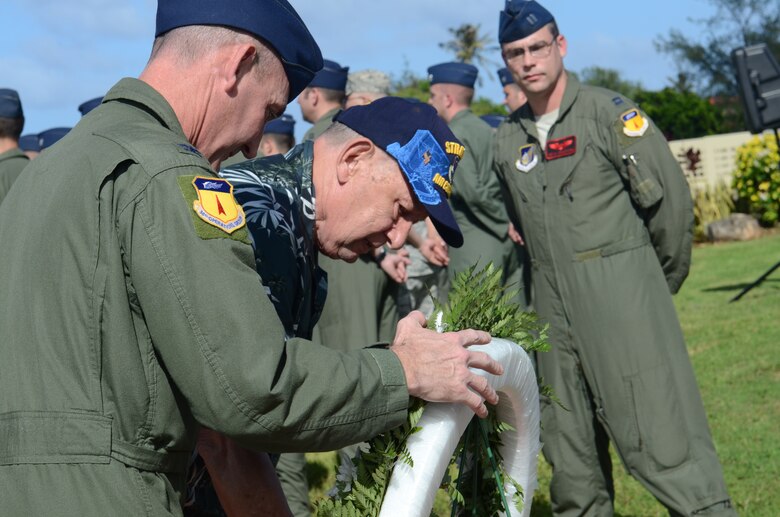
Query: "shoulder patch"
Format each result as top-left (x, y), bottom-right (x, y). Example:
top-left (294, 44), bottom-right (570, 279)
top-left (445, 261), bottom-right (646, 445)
top-left (620, 109), bottom-right (649, 137)
top-left (177, 175), bottom-right (250, 243)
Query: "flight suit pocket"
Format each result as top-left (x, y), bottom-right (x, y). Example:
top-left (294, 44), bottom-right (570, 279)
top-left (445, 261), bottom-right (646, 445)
top-left (628, 364), bottom-right (689, 470)
top-left (622, 154), bottom-right (663, 209)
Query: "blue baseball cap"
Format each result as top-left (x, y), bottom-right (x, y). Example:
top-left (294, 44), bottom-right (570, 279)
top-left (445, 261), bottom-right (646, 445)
top-left (427, 62), bottom-right (478, 89)
top-left (19, 134), bottom-right (40, 152)
top-left (499, 0), bottom-right (555, 44)
top-left (155, 0), bottom-right (323, 102)
top-left (497, 67), bottom-right (515, 87)
top-left (38, 127), bottom-right (71, 150)
top-left (308, 59), bottom-right (349, 91)
top-left (78, 96), bottom-right (103, 116)
top-left (0, 88), bottom-right (23, 119)
top-left (264, 113), bottom-right (295, 135)
top-left (333, 97), bottom-right (464, 247)
top-left (480, 114), bottom-right (506, 128)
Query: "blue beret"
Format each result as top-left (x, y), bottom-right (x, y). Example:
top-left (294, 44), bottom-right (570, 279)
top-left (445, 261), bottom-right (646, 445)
top-left (334, 97), bottom-right (465, 248)
top-left (308, 59), bottom-right (349, 91)
top-left (499, 0), bottom-right (555, 44)
top-left (264, 113), bottom-right (295, 135)
top-left (38, 127), bottom-right (71, 150)
top-left (0, 88), bottom-right (23, 119)
top-left (155, 0), bottom-right (323, 102)
top-left (78, 97), bottom-right (103, 116)
top-left (19, 134), bottom-right (40, 152)
top-left (480, 114), bottom-right (506, 128)
top-left (497, 67), bottom-right (515, 87)
top-left (427, 62), bottom-right (478, 88)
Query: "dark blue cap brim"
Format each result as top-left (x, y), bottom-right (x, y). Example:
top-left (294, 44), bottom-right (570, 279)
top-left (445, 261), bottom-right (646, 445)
top-left (334, 98), bottom-right (464, 248)
top-left (155, 0), bottom-right (323, 101)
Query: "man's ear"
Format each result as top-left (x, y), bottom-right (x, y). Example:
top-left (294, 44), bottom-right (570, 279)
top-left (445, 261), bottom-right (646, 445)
top-left (224, 43), bottom-right (258, 93)
top-left (335, 138), bottom-right (374, 184)
top-left (260, 138), bottom-right (275, 157)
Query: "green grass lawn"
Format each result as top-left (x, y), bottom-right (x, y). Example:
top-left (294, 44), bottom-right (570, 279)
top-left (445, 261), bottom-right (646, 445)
top-left (307, 233), bottom-right (780, 516)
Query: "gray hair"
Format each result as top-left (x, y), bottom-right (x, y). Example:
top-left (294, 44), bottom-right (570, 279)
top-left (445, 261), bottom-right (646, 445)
top-left (149, 25), bottom-right (273, 67)
top-left (346, 69), bottom-right (391, 96)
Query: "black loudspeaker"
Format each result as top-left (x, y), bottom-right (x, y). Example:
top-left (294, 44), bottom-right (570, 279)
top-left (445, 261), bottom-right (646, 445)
top-left (732, 44), bottom-right (780, 133)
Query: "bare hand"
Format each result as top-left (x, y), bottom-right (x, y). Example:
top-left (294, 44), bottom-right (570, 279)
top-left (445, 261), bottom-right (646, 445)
top-left (508, 222), bottom-right (524, 246)
top-left (419, 237), bottom-right (449, 266)
top-left (390, 311), bottom-right (502, 418)
top-left (197, 429), bottom-right (292, 517)
top-left (380, 249), bottom-right (410, 283)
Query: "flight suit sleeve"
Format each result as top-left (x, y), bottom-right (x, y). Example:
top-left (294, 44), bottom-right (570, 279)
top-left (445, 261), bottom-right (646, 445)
top-left (120, 168), bottom-right (409, 453)
top-left (452, 131), bottom-right (509, 238)
top-left (606, 108), bottom-right (694, 293)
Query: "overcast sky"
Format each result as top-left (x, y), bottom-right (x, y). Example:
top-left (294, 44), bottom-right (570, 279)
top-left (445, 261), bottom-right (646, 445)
top-left (1, 0), bottom-right (717, 142)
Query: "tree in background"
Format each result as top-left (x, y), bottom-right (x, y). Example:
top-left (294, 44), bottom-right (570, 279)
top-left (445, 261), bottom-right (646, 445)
top-left (654, 0), bottom-right (780, 132)
top-left (438, 23), bottom-right (500, 87)
top-left (635, 88), bottom-right (724, 140)
top-left (654, 0), bottom-right (780, 97)
top-left (578, 66), bottom-right (643, 100)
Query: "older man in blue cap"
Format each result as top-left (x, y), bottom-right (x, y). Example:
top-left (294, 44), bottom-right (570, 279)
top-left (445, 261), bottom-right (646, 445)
top-left (0, 1), bottom-right (503, 515)
top-left (0, 88), bottom-right (29, 205)
top-left (427, 61), bottom-right (526, 305)
top-left (493, 1), bottom-right (734, 515)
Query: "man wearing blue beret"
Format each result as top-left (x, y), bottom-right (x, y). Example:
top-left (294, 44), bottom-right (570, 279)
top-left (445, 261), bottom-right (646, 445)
top-left (19, 133), bottom-right (41, 160)
top-left (497, 67), bottom-right (527, 113)
top-left (0, 2), bottom-right (502, 516)
top-left (78, 96), bottom-right (104, 116)
top-left (0, 88), bottom-right (29, 205)
top-left (299, 59), bottom-right (348, 142)
top-left (492, 1), bottom-right (735, 515)
top-left (37, 126), bottom-right (71, 150)
top-left (427, 61), bottom-right (526, 306)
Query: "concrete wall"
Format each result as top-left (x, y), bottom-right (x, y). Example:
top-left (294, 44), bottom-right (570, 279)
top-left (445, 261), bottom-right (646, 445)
top-left (667, 130), bottom-right (777, 192)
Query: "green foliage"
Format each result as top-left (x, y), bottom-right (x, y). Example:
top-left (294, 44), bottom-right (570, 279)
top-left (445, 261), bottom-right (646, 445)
top-left (439, 23), bottom-right (500, 87)
top-left (691, 183), bottom-right (736, 242)
top-left (315, 264), bottom-right (549, 516)
top-left (634, 88), bottom-right (725, 140)
top-left (579, 66), bottom-right (644, 100)
top-left (654, 0), bottom-right (780, 97)
top-left (431, 263), bottom-right (548, 353)
top-left (732, 133), bottom-right (780, 226)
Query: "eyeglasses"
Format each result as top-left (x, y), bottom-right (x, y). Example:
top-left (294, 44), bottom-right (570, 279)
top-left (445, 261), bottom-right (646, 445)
top-left (502, 38), bottom-right (557, 61)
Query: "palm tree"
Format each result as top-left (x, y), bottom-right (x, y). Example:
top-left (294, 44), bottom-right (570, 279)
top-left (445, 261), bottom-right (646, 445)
top-left (439, 23), bottom-right (500, 86)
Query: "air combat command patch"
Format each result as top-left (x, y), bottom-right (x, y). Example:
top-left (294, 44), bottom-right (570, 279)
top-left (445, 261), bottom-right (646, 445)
top-left (515, 144), bottom-right (538, 173)
top-left (621, 109), bottom-right (649, 137)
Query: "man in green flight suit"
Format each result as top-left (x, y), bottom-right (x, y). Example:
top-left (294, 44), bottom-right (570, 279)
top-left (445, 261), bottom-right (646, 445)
top-left (0, 2), bottom-right (503, 515)
top-left (427, 62), bottom-right (526, 306)
top-left (0, 88), bottom-right (29, 205)
top-left (493, 1), bottom-right (735, 515)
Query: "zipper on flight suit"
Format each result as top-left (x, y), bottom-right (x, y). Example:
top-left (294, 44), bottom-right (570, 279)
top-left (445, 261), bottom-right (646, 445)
top-left (557, 143), bottom-right (592, 202)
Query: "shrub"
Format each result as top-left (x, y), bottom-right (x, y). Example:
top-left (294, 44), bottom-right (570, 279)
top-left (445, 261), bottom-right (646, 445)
top-left (691, 183), bottom-right (734, 242)
top-left (733, 134), bottom-right (780, 227)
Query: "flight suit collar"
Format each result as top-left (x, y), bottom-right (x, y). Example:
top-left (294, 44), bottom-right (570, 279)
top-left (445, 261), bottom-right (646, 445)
top-left (317, 106), bottom-right (342, 126)
top-left (103, 78), bottom-right (187, 139)
top-left (449, 108), bottom-right (473, 125)
top-left (0, 147), bottom-right (27, 163)
top-left (515, 73), bottom-right (582, 142)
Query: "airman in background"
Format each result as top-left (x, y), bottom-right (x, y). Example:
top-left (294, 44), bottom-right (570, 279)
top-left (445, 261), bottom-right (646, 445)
top-left (19, 133), bottom-right (40, 160)
top-left (299, 59), bottom-right (348, 142)
top-left (0, 88), bottom-right (29, 205)
top-left (493, 1), bottom-right (734, 515)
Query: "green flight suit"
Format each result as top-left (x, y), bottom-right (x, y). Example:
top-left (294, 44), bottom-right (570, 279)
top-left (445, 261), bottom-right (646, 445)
top-left (448, 109), bottom-right (526, 306)
top-left (0, 78), bottom-right (409, 516)
top-left (302, 106), bottom-right (340, 142)
top-left (0, 147), bottom-right (29, 205)
top-left (494, 76), bottom-right (733, 516)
